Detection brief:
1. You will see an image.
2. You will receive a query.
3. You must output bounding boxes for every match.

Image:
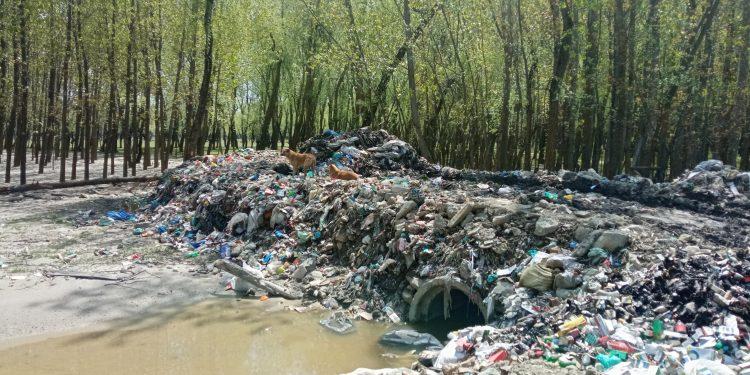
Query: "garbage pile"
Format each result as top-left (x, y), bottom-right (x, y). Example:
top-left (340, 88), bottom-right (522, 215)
top-left (446, 160), bottom-right (750, 221)
top-left (130, 128), bottom-right (749, 374)
top-left (299, 128), bottom-right (434, 175)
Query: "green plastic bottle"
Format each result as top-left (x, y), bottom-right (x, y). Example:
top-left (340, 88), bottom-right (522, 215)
top-left (652, 319), bottom-right (664, 340)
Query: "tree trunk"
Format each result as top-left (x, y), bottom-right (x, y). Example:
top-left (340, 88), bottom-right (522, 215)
top-left (731, 0), bottom-right (749, 167)
top-left (16, 0), bottom-right (30, 185)
top-left (59, 0), bottom-right (73, 183)
top-left (604, 0), bottom-right (628, 178)
top-left (0, 0), bottom-right (7, 173)
top-left (580, 6), bottom-right (600, 170)
top-left (185, 0), bottom-right (215, 159)
top-left (631, 0), bottom-right (660, 176)
top-left (403, 0), bottom-right (431, 160)
top-left (4, 33), bottom-right (18, 183)
top-left (142, 18), bottom-right (152, 171)
top-left (544, 0), bottom-right (573, 170)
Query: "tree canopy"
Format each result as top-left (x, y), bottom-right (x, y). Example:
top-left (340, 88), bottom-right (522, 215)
top-left (0, 0), bottom-right (748, 184)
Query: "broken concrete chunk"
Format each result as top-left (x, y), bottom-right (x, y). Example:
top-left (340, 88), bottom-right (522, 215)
top-left (534, 217), bottom-right (560, 236)
top-left (448, 203), bottom-right (474, 228)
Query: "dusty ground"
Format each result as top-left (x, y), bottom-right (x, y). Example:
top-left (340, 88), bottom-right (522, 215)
top-left (0, 166), bottom-right (221, 345)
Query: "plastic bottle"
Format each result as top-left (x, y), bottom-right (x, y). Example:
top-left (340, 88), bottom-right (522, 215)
top-left (653, 319), bottom-right (664, 340)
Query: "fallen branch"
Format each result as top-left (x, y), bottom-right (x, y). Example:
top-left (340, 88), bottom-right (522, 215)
top-left (0, 175), bottom-right (160, 195)
top-left (214, 259), bottom-right (303, 300)
top-left (43, 271), bottom-right (127, 282)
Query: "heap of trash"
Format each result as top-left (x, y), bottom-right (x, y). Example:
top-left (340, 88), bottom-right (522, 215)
top-left (131, 128), bottom-right (748, 374)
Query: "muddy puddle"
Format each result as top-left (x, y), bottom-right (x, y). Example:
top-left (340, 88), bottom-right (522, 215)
top-left (0, 298), bottom-right (416, 375)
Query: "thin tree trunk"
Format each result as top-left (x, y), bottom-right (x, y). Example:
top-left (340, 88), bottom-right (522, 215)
top-left (59, 0), bottom-right (72, 183)
top-left (580, 6), bottom-right (600, 170)
top-left (17, 0), bottom-right (30, 185)
top-left (403, 0), bottom-right (431, 160)
top-left (631, 0), bottom-right (659, 175)
top-left (4, 33), bottom-right (18, 183)
top-left (0, 0), bottom-right (7, 173)
top-left (186, 0), bottom-right (215, 160)
top-left (731, 0), bottom-right (749, 167)
top-left (544, 0), bottom-right (573, 170)
top-left (604, 0), bottom-right (628, 178)
top-left (142, 18), bottom-right (152, 171)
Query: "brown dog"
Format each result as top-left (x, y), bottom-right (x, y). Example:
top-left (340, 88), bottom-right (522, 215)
top-left (281, 148), bottom-right (316, 173)
top-left (328, 164), bottom-right (359, 181)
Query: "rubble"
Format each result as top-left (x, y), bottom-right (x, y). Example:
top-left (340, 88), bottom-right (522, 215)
top-left (128, 128), bottom-right (749, 374)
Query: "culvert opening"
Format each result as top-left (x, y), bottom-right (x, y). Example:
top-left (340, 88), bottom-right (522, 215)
top-left (412, 287), bottom-right (486, 341)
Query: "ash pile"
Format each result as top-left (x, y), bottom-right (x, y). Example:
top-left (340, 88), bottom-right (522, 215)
top-left (137, 128), bottom-right (749, 374)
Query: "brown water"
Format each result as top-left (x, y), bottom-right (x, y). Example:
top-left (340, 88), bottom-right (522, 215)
top-left (0, 299), bottom-right (415, 375)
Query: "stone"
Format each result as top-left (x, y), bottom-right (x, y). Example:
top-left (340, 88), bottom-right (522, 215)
top-left (592, 230), bottom-right (630, 251)
top-left (492, 214), bottom-right (512, 226)
top-left (534, 217), bottom-right (560, 236)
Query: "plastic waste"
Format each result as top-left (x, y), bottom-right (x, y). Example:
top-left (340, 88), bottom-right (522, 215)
top-left (558, 315), bottom-right (586, 336)
top-left (683, 359), bottom-right (735, 375)
top-left (383, 306), bottom-right (401, 323)
top-left (379, 330), bottom-right (443, 349)
top-left (652, 319), bottom-right (664, 340)
top-left (106, 210), bottom-right (135, 221)
top-left (219, 244), bottom-right (231, 259)
top-left (320, 311), bottom-right (355, 334)
top-left (595, 352), bottom-right (622, 369)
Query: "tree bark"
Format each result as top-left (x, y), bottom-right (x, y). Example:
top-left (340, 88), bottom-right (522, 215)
top-left (17, 0), bottom-right (30, 185)
top-left (186, 0), bottom-right (215, 159)
top-left (580, 6), bottom-right (600, 170)
top-left (403, 0), bottom-right (431, 160)
top-left (731, 0), bottom-right (749, 167)
top-left (604, 0), bottom-right (628, 178)
top-left (544, 0), bottom-right (573, 170)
